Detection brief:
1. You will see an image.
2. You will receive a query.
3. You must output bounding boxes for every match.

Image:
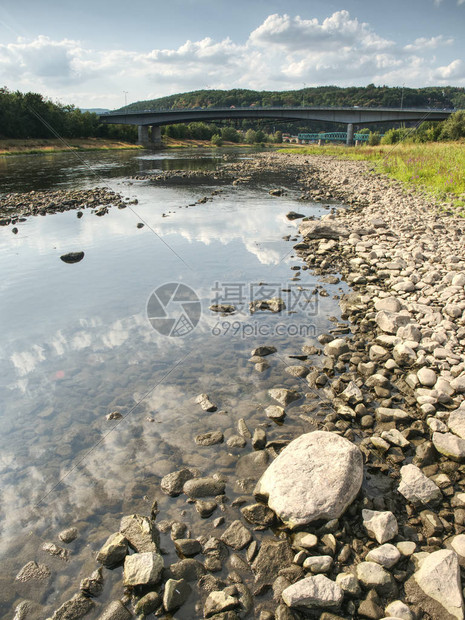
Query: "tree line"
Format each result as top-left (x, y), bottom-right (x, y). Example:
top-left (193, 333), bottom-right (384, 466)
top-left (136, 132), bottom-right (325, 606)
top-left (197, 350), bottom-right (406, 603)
top-left (120, 85), bottom-right (465, 114)
top-left (0, 88), bottom-right (137, 141)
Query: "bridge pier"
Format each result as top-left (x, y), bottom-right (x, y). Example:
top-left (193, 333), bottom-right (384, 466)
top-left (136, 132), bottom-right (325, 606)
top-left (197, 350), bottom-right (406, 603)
top-left (346, 123), bottom-right (354, 146)
top-left (150, 126), bottom-right (162, 147)
top-left (138, 125), bottom-right (149, 146)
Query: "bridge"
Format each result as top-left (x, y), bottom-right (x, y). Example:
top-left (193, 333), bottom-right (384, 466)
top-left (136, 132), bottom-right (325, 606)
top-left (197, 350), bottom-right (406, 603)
top-left (298, 131), bottom-right (373, 143)
top-left (99, 106), bottom-right (454, 147)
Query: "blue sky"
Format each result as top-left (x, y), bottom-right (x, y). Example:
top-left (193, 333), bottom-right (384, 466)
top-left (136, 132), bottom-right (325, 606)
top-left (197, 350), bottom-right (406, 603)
top-left (0, 0), bottom-right (464, 108)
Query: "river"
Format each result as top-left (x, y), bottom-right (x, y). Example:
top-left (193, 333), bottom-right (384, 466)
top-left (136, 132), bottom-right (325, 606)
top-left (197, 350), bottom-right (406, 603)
top-left (0, 148), bottom-right (348, 618)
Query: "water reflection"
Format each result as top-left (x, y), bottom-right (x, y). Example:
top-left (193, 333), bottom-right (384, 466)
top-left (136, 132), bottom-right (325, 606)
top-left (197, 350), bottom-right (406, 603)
top-left (0, 148), bottom-right (346, 617)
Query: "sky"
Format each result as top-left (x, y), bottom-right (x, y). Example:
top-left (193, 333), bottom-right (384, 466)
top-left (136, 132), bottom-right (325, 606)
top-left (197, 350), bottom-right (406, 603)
top-left (0, 0), bottom-right (464, 109)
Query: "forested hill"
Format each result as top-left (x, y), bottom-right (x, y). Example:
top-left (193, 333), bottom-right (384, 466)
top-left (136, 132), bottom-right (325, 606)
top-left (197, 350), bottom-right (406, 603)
top-left (117, 85), bottom-right (465, 113)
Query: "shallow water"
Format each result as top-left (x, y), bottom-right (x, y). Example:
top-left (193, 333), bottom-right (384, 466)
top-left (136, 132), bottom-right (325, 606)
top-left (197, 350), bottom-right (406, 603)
top-left (0, 148), bottom-right (348, 617)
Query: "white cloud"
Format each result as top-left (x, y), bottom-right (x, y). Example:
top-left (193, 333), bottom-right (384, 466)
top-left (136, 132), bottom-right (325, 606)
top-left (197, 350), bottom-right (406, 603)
top-left (0, 11), bottom-right (464, 107)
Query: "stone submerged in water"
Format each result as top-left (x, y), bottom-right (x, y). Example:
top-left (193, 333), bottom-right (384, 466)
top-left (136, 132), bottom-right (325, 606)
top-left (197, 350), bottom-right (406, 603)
top-left (60, 251), bottom-right (85, 264)
top-left (254, 431), bottom-right (363, 528)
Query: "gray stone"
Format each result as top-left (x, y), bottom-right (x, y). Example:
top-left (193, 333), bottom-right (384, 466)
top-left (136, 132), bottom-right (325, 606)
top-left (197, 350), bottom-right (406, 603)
top-left (204, 591), bottom-right (239, 618)
top-left (220, 520), bottom-right (252, 550)
top-left (120, 514), bottom-right (158, 552)
top-left (98, 601), bottom-right (132, 620)
top-left (282, 574), bottom-right (343, 610)
top-left (58, 527), bottom-right (78, 543)
top-left (250, 297), bottom-right (286, 313)
top-left (299, 220), bottom-right (349, 240)
top-left (15, 561), bottom-right (51, 582)
top-left (254, 431), bottom-right (363, 528)
top-left (252, 346), bottom-right (277, 356)
top-left (195, 500), bottom-right (217, 518)
top-left (268, 388), bottom-right (301, 406)
top-left (324, 339), bottom-right (349, 357)
top-left (134, 592), bottom-right (161, 616)
top-left (374, 297), bottom-right (402, 313)
top-left (51, 593), bottom-right (94, 619)
top-left (393, 343), bottom-right (416, 366)
top-left (163, 578), bottom-right (191, 612)
top-left (381, 428), bottom-right (409, 448)
top-left (252, 539), bottom-right (294, 589)
top-left (96, 532), bottom-right (128, 567)
top-left (376, 311), bottom-right (410, 334)
top-left (195, 393), bottom-right (217, 412)
top-left (174, 538), bottom-right (201, 557)
top-left (366, 544), bottom-right (401, 568)
top-left (448, 408), bottom-right (465, 439)
top-left (405, 549), bottom-right (464, 620)
top-left (356, 561), bottom-right (395, 594)
top-left (417, 367), bottom-right (437, 387)
top-left (252, 428), bottom-right (267, 450)
top-left (161, 468), bottom-right (195, 496)
top-left (302, 555), bottom-right (333, 573)
top-left (195, 431), bottom-right (224, 446)
top-left (183, 477), bottom-right (225, 498)
top-left (385, 600), bottom-right (414, 620)
top-left (169, 558), bottom-right (206, 581)
top-left (80, 568), bottom-right (103, 597)
top-left (241, 503), bottom-right (276, 527)
top-left (376, 407), bottom-right (411, 422)
top-left (265, 405), bottom-right (286, 421)
top-left (398, 464), bottom-right (442, 505)
top-left (433, 432), bottom-right (465, 461)
top-left (335, 572), bottom-right (360, 597)
top-left (123, 551), bottom-right (164, 586)
top-left (227, 434), bottom-right (247, 448)
top-left (362, 510), bottom-right (398, 544)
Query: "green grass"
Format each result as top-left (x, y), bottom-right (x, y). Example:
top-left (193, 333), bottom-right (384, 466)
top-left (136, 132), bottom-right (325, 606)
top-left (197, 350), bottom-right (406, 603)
top-left (281, 141), bottom-right (465, 204)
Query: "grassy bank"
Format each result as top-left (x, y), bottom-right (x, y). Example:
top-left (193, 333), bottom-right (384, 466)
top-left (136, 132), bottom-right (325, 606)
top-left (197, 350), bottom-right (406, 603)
top-left (0, 138), bottom-right (142, 156)
top-left (282, 141), bottom-right (465, 202)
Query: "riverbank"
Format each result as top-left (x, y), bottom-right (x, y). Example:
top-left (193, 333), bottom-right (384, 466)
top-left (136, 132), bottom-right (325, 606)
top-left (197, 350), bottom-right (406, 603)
top-left (284, 140), bottom-right (465, 208)
top-left (10, 151), bottom-right (465, 619)
top-left (0, 138), bottom-right (141, 156)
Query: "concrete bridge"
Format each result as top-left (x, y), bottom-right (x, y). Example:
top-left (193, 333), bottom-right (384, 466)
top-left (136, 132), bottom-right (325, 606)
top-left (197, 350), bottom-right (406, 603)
top-left (99, 106), bottom-right (455, 147)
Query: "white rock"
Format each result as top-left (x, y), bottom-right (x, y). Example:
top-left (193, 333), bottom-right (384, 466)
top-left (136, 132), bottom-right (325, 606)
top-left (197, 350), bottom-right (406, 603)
top-left (397, 324), bottom-right (421, 343)
top-left (123, 552), bottom-right (164, 586)
top-left (303, 555), bottom-right (333, 573)
top-left (282, 574), bottom-right (343, 610)
top-left (366, 543), bottom-right (401, 568)
top-left (254, 431), bottom-right (363, 528)
top-left (417, 367), bottom-right (437, 387)
top-left (356, 561), bottom-right (394, 591)
top-left (376, 311), bottom-right (410, 334)
top-left (451, 534), bottom-right (465, 565)
top-left (398, 464), bottom-right (442, 505)
top-left (324, 338), bottom-right (349, 357)
top-left (451, 376), bottom-right (465, 393)
top-left (362, 510), bottom-right (398, 544)
top-left (335, 572), bottom-right (360, 596)
top-left (427, 417), bottom-right (448, 433)
top-left (393, 343), bottom-right (417, 366)
top-left (432, 432), bottom-right (465, 461)
top-left (385, 600), bottom-right (414, 620)
top-left (409, 549), bottom-right (464, 620)
top-left (396, 541), bottom-right (416, 556)
top-left (376, 407), bottom-right (411, 422)
top-left (375, 297), bottom-right (402, 313)
top-left (381, 428), bottom-right (409, 448)
top-left (448, 408), bottom-right (465, 439)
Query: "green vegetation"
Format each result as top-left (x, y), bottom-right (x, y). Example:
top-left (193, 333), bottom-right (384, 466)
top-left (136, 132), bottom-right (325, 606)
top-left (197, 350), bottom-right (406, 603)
top-left (0, 88), bottom-right (137, 141)
top-left (119, 85), bottom-right (465, 113)
top-left (282, 139), bottom-right (465, 202)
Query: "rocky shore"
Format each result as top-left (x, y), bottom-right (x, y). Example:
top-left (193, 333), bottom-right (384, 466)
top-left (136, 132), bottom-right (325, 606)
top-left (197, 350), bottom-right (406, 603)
top-left (12, 151), bottom-right (465, 619)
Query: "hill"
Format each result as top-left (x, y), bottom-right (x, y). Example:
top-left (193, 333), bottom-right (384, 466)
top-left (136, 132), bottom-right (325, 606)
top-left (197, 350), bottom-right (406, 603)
top-left (116, 85), bottom-right (465, 113)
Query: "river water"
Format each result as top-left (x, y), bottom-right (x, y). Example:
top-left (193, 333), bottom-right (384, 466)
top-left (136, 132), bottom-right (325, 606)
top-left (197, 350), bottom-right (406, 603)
top-left (0, 148), bottom-right (348, 618)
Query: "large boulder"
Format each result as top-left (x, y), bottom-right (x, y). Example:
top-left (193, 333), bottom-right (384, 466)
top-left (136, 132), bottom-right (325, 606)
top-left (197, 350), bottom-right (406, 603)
top-left (299, 220), bottom-right (349, 240)
top-left (254, 431), bottom-right (363, 528)
top-left (405, 549), bottom-right (464, 619)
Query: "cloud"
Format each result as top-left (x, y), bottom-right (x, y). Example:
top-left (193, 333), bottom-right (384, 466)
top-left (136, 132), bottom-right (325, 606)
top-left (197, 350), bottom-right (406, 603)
top-left (0, 10), bottom-right (464, 107)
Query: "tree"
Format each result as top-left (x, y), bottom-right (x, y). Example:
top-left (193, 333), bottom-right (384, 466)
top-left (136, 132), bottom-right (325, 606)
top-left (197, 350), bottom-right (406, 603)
top-left (211, 133), bottom-right (223, 146)
top-left (440, 110), bottom-right (465, 140)
top-left (221, 126), bottom-right (239, 142)
top-left (368, 131), bottom-right (381, 146)
top-left (245, 129), bottom-right (257, 144)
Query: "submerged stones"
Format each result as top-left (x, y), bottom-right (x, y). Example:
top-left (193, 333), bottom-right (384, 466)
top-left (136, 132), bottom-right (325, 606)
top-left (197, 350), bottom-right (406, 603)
top-left (254, 431), bottom-right (363, 528)
top-left (60, 251), bottom-right (85, 264)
